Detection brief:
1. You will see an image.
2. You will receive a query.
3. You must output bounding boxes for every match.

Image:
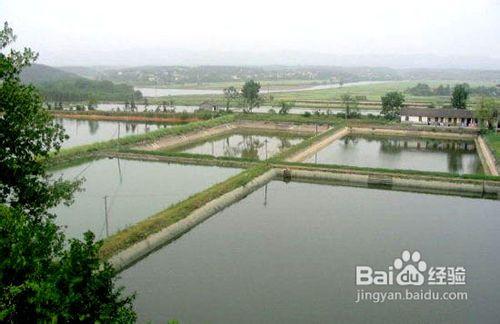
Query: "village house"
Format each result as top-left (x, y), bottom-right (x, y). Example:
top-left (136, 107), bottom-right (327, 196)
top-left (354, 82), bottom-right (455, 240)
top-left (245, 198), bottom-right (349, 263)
top-left (400, 107), bottom-right (478, 127)
top-left (198, 101), bottom-right (220, 112)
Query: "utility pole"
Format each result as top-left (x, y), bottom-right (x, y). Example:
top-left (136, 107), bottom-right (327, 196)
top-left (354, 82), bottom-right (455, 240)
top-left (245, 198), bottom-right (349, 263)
top-left (264, 139), bottom-right (269, 160)
top-left (104, 195), bottom-right (109, 238)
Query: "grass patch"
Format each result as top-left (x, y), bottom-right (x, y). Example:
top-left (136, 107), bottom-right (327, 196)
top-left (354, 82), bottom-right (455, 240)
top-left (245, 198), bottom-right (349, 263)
top-left (234, 112), bottom-right (342, 125)
top-left (99, 164), bottom-right (270, 259)
top-left (484, 132), bottom-right (500, 162)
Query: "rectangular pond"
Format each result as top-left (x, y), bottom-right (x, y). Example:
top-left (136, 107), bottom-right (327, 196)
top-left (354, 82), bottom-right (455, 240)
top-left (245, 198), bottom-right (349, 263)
top-left (176, 131), bottom-right (307, 160)
top-left (50, 158), bottom-right (240, 239)
top-left (120, 180), bottom-right (500, 323)
top-left (306, 134), bottom-right (483, 174)
top-left (55, 117), bottom-right (174, 148)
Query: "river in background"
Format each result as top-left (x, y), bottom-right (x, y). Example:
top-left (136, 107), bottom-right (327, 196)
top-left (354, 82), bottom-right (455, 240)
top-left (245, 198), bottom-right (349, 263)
top-left (121, 180), bottom-right (500, 323)
top-left (135, 81), bottom-right (389, 97)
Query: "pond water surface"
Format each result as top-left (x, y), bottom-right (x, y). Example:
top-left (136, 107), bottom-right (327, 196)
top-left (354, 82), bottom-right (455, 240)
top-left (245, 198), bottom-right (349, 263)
top-left (56, 118), bottom-right (173, 148)
top-left (50, 158), bottom-right (240, 239)
top-left (177, 132), bottom-right (306, 160)
top-left (121, 181), bottom-right (500, 323)
top-left (306, 134), bottom-right (483, 174)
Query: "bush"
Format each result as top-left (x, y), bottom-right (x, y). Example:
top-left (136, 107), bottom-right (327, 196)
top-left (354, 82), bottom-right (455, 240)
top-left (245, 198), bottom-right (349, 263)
top-left (0, 206), bottom-right (136, 322)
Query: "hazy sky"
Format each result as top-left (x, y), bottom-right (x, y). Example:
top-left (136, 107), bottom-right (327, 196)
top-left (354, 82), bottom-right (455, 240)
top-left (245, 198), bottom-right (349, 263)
top-left (1, 0), bottom-right (500, 66)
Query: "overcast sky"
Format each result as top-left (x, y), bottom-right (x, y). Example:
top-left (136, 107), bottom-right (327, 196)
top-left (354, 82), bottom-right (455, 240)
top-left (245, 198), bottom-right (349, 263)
top-left (1, 0), bottom-right (500, 66)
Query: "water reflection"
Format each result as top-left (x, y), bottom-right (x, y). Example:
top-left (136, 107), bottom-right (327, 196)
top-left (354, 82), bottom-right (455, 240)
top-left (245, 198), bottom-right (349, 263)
top-left (88, 120), bottom-right (99, 135)
top-left (179, 133), bottom-right (305, 160)
top-left (55, 118), bottom-right (173, 148)
top-left (308, 135), bottom-right (483, 174)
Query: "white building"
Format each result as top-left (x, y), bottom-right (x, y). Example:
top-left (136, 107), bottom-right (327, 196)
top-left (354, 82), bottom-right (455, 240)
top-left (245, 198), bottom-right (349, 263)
top-left (400, 107), bottom-right (477, 127)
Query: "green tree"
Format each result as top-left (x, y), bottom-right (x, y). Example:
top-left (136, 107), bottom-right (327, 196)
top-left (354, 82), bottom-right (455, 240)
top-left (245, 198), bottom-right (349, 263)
top-left (241, 80), bottom-right (261, 112)
top-left (434, 84), bottom-right (451, 96)
top-left (223, 86), bottom-right (239, 110)
top-left (475, 97), bottom-right (499, 130)
top-left (451, 83), bottom-right (470, 109)
top-left (406, 83), bottom-right (433, 96)
top-left (0, 22), bottom-right (136, 322)
top-left (87, 98), bottom-right (97, 110)
top-left (340, 93), bottom-right (358, 119)
top-left (381, 91), bottom-right (405, 119)
top-left (278, 100), bottom-right (294, 115)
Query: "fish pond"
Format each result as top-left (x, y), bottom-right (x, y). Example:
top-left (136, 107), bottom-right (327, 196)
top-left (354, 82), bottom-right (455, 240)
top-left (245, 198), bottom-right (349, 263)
top-left (55, 118), bottom-right (173, 148)
top-left (50, 158), bottom-right (240, 239)
top-left (306, 134), bottom-right (483, 174)
top-left (175, 131), bottom-right (307, 160)
top-left (121, 180), bottom-right (500, 323)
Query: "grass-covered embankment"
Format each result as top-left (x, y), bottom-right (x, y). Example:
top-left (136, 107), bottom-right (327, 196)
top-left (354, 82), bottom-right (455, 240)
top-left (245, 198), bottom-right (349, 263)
top-left (274, 160), bottom-right (500, 182)
top-left (99, 165), bottom-right (270, 259)
top-left (50, 109), bottom-right (220, 121)
top-left (234, 112), bottom-right (342, 125)
top-left (48, 115), bottom-right (235, 167)
top-left (484, 132), bottom-right (500, 162)
top-left (269, 126), bottom-right (343, 162)
top-left (116, 148), bottom-right (262, 167)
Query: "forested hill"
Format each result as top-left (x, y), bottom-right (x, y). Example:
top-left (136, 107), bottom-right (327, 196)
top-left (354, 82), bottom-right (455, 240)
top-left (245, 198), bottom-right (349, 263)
top-left (20, 64), bottom-right (141, 102)
top-left (20, 64), bottom-right (81, 84)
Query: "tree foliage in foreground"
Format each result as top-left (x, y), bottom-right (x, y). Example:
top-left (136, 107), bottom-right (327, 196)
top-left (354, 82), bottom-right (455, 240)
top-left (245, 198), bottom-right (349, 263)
top-left (0, 22), bottom-right (136, 322)
top-left (381, 91), bottom-right (405, 119)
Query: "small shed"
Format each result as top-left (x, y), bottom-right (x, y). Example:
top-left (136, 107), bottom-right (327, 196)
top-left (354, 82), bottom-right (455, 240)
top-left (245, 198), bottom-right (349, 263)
top-left (198, 101), bottom-right (219, 112)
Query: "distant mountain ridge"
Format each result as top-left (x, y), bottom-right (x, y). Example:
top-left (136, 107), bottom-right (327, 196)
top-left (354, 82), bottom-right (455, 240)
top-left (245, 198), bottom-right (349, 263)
top-left (59, 65), bottom-right (500, 85)
top-left (20, 64), bottom-right (82, 84)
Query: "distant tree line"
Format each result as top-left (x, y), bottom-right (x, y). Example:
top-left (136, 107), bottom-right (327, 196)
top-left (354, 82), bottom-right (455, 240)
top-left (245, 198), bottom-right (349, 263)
top-left (35, 79), bottom-right (142, 102)
top-left (406, 83), bottom-right (499, 97)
